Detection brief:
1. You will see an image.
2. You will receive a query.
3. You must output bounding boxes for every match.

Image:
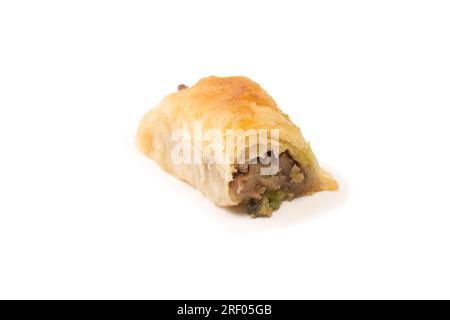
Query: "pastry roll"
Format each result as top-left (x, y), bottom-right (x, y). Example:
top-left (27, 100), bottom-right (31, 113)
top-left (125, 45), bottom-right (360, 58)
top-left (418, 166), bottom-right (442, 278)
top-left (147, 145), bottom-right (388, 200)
top-left (137, 76), bottom-right (337, 217)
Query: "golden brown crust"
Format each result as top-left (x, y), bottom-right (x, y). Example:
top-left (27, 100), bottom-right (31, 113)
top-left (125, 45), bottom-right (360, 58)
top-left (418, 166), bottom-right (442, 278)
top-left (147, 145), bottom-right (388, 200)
top-left (165, 76), bottom-right (284, 130)
top-left (187, 76), bottom-right (279, 114)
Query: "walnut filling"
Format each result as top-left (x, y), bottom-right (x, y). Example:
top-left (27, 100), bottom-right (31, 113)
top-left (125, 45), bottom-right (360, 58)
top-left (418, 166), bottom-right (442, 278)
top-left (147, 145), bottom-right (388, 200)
top-left (229, 151), bottom-right (307, 217)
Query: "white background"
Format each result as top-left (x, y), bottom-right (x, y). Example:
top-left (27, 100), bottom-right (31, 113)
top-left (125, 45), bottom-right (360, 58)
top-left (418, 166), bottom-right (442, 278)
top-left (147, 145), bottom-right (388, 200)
top-left (1, 0), bottom-right (449, 299)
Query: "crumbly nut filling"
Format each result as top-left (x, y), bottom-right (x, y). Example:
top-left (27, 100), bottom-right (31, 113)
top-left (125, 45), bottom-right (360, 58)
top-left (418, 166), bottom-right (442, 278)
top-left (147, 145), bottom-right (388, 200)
top-left (229, 151), bottom-right (307, 217)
